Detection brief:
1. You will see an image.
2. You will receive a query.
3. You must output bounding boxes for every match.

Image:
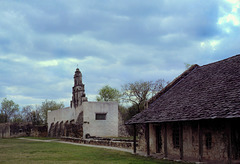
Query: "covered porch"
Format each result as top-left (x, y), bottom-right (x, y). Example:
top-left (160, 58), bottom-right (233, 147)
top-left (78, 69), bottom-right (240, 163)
top-left (131, 119), bottom-right (240, 163)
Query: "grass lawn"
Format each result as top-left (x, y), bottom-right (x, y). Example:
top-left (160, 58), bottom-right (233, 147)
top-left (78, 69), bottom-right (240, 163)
top-left (0, 138), bottom-right (184, 164)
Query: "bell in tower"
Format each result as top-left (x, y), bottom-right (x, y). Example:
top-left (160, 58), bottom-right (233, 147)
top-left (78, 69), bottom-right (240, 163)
top-left (70, 68), bottom-right (88, 108)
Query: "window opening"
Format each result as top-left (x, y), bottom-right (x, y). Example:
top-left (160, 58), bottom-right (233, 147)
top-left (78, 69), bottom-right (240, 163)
top-left (95, 113), bottom-right (107, 120)
top-left (205, 132), bottom-right (212, 149)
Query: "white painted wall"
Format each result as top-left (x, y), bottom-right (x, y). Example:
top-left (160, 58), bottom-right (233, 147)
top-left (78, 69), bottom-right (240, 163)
top-left (48, 107), bottom-right (71, 123)
top-left (47, 102), bottom-right (119, 138)
top-left (82, 101), bottom-right (118, 138)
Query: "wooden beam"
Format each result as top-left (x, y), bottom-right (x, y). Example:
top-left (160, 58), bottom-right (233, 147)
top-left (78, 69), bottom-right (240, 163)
top-left (133, 124), bottom-right (137, 154)
top-left (198, 121), bottom-right (203, 162)
top-left (164, 123), bottom-right (168, 158)
top-left (179, 122), bottom-right (183, 160)
top-left (145, 123), bottom-right (150, 156)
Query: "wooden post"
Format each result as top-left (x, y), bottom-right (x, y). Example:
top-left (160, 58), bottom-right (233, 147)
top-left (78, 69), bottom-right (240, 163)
top-left (156, 125), bottom-right (161, 153)
top-left (133, 124), bottom-right (137, 154)
top-left (164, 123), bottom-right (168, 158)
top-left (179, 122), bottom-right (183, 160)
top-left (198, 121), bottom-right (203, 162)
top-left (145, 123), bottom-right (150, 156)
top-left (227, 121), bottom-right (232, 164)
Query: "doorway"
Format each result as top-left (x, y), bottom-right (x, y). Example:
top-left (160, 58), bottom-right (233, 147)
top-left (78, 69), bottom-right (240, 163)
top-left (156, 125), bottom-right (162, 153)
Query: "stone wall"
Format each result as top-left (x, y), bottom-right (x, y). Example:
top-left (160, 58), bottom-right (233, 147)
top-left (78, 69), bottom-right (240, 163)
top-left (61, 136), bottom-right (134, 150)
top-left (118, 110), bottom-right (130, 137)
top-left (182, 122), bottom-right (198, 160)
top-left (0, 123), bottom-right (10, 138)
top-left (9, 123), bottom-right (32, 137)
top-left (0, 123), bottom-right (47, 138)
top-left (31, 125), bottom-right (48, 137)
top-left (136, 119), bottom-right (240, 163)
top-left (200, 120), bottom-right (228, 161)
top-left (136, 124), bottom-right (147, 152)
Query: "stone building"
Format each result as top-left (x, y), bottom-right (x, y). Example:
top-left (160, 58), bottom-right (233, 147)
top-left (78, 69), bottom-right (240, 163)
top-left (126, 55), bottom-right (240, 163)
top-left (48, 68), bottom-right (119, 138)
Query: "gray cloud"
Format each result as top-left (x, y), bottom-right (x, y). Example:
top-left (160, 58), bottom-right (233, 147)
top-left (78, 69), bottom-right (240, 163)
top-left (0, 0), bottom-right (239, 107)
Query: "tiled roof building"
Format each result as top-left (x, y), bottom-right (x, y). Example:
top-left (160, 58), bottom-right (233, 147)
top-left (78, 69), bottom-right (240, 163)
top-left (126, 55), bottom-right (240, 163)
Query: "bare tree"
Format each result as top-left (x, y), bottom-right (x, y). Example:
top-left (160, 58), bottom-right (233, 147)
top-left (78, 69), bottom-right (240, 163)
top-left (21, 105), bottom-right (43, 125)
top-left (122, 79), bottom-right (166, 113)
top-left (22, 105), bottom-right (33, 122)
top-left (151, 79), bottom-right (167, 98)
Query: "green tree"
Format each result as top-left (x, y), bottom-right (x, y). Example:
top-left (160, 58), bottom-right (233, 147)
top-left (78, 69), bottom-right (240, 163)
top-left (0, 98), bottom-right (19, 122)
top-left (96, 85), bottom-right (121, 102)
top-left (39, 100), bottom-right (64, 125)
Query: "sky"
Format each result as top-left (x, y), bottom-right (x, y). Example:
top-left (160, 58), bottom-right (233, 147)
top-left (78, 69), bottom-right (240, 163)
top-left (0, 0), bottom-right (240, 108)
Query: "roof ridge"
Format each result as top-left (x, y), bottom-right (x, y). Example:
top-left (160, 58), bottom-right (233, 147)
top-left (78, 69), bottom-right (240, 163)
top-left (201, 54), bottom-right (240, 68)
top-left (126, 54), bottom-right (240, 125)
top-left (146, 64), bottom-right (199, 107)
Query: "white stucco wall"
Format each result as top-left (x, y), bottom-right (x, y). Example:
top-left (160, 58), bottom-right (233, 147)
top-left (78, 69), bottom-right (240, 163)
top-left (48, 107), bottom-right (76, 130)
top-left (47, 102), bottom-right (119, 138)
top-left (82, 101), bottom-right (118, 138)
top-left (48, 105), bottom-right (84, 124)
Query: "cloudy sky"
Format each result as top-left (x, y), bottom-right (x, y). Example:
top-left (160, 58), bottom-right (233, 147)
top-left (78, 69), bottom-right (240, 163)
top-left (0, 0), bottom-right (240, 108)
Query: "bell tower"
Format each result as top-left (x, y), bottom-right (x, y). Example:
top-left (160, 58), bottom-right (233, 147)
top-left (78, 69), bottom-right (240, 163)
top-left (71, 68), bottom-right (88, 108)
